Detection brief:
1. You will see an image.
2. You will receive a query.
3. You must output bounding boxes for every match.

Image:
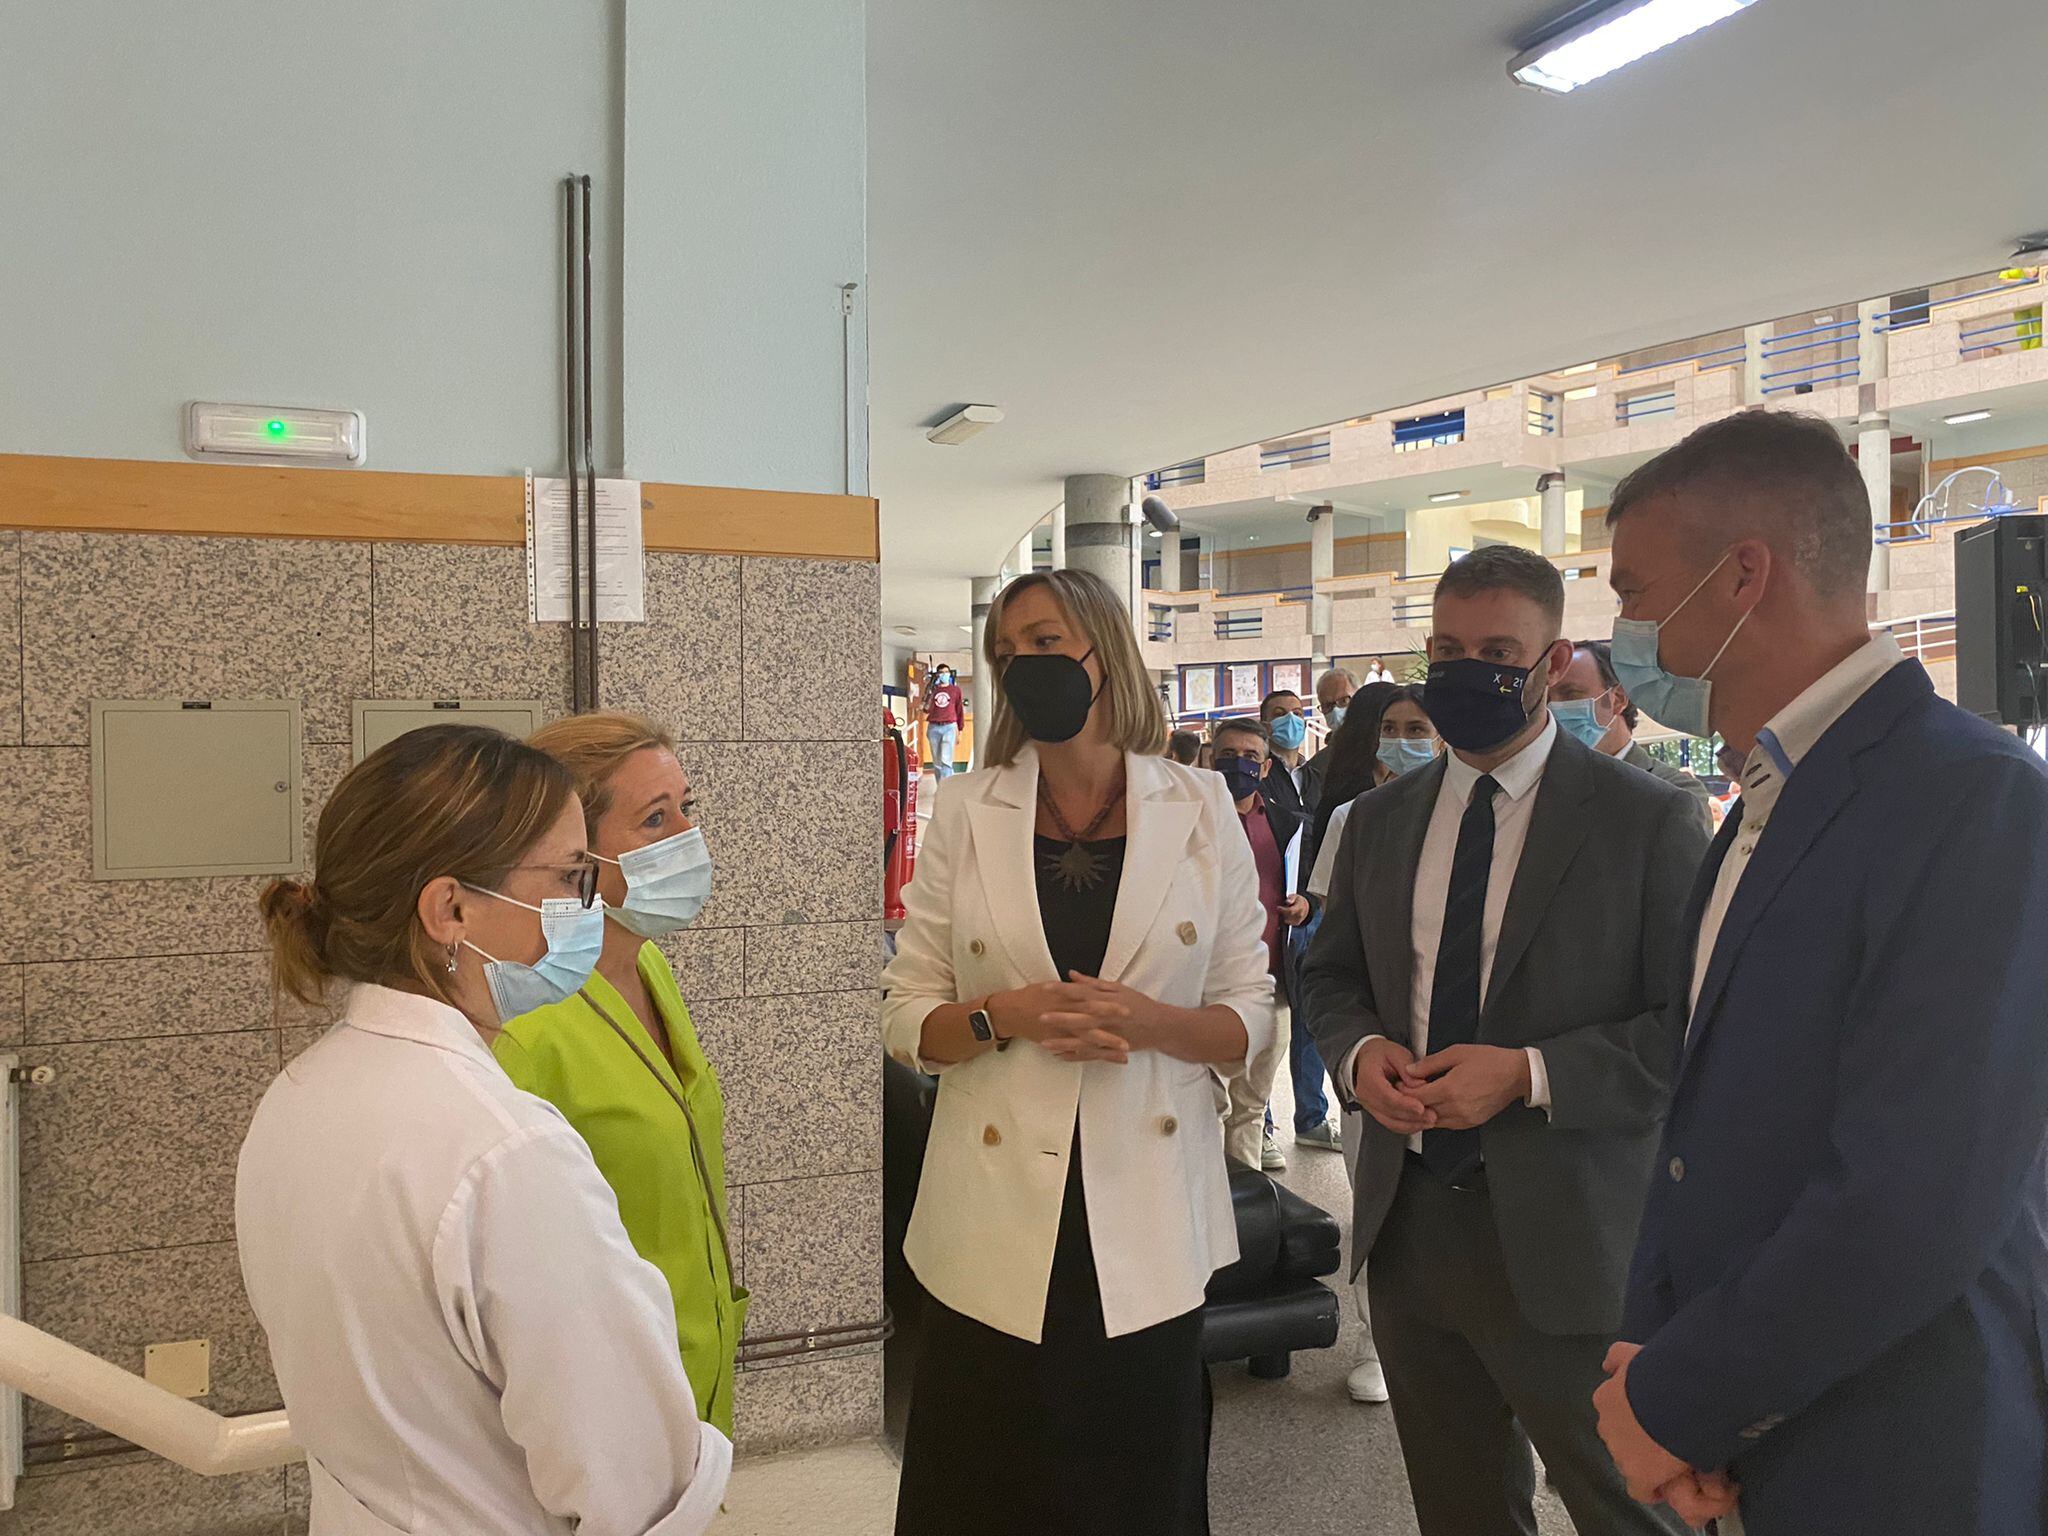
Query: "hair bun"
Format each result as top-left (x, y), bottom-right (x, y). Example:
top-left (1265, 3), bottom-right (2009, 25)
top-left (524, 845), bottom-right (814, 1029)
top-left (259, 878), bottom-right (325, 927)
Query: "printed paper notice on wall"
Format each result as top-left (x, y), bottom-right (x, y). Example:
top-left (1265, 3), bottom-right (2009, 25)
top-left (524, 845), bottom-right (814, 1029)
top-left (526, 473), bottom-right (646, 623)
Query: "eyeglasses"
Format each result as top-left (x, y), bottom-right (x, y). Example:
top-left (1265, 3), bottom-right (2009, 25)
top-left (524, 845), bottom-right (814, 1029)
top-left (502, 857), bottom-right (602, 908)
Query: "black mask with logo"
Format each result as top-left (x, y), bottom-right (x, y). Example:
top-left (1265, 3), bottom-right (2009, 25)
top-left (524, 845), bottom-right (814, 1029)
top-left (1000, 648), bottom-right (1100, 743)
top-left (1421, 655), bottom-right (1548, 753)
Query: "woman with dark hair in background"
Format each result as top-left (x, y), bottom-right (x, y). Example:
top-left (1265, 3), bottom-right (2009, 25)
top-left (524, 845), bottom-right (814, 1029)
top-left (1304, 680), bottom-right (1397, 871)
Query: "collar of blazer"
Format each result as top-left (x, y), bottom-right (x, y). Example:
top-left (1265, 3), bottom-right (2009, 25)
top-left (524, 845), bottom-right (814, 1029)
top-left (967, 747), bottom-right (1205, 986)
top-left (1684, 658), bottom-right (1929, 1060)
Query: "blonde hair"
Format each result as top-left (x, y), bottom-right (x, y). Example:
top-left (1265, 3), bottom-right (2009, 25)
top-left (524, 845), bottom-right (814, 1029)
top-left (526, 710), bottom-right (678, 833)
top-left (980, 568), bottom-right (1165, 767)
top-left (259, 725), bottom-right (577, 1008)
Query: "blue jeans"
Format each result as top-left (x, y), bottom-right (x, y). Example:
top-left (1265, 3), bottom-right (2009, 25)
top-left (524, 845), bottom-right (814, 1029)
top-left (927, 722), bottom-right (959, 778)
top-left (1283, 915), bottom-right (1332, 1132)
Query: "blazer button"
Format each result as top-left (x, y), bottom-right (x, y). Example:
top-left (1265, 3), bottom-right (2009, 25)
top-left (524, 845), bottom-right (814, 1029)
top-left (1161, 1116), bottom-right (1179, 1137)
top-left (1176, 921), bottom-right (1198, 947)
top-left (982, 1125), bottom-right (1001, 1147)
top-left (969, 939), bottom-right (986, 957)
top-left (1668, 1156), bottom-right (1686, 1183)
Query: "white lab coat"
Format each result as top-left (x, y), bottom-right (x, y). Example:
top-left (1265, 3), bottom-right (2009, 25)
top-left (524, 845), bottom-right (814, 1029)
top-left (236, 983), bottom-right (731, 1536)
top-left (880, 747), bottom-right (1275, 1344)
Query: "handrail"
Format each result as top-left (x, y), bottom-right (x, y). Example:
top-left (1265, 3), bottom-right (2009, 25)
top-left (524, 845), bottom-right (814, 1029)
top-left (1873, 277), bottom-right (2039, 325)
top-left (0, 1315), bottom-right (300, 1476)
top-left (1616, 342), bottom-right (1743, 377)
top-left (1762, 317), bottom-right (1858, 347)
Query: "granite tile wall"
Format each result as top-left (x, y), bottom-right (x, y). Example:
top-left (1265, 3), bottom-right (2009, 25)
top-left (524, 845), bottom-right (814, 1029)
top-left (0, 529), bottom-right (883, 1531)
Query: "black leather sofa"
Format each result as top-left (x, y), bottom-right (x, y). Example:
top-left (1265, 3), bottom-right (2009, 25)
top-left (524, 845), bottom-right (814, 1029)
top-left (884, 1056), bottom-right (1343, 1380)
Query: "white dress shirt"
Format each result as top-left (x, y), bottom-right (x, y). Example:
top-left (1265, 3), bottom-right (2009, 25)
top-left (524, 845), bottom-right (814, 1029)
top-left (1344, 715), bottom-right (1558, 1147)
top-left (1689, 635), bottom-right (1906, 1021)
top-left (238, 983), bottom-right (730, 1536)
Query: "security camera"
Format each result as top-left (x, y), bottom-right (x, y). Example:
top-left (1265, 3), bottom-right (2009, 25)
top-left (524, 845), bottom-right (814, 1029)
top-left (1139, 495), bottom-right (1180, 534)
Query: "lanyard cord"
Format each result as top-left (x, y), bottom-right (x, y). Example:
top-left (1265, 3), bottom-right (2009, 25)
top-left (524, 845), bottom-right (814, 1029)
top-left (580, 988), bottom-right (740, 1295)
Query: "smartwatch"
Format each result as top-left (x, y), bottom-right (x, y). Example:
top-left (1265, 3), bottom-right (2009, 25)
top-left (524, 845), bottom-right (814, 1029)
top-left (967, 1004), bottom-right (1011, 1051)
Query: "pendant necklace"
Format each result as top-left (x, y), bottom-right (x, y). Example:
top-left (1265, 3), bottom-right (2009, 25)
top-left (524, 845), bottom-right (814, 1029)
top-left (1037, 772), bottom-right (1125, 892)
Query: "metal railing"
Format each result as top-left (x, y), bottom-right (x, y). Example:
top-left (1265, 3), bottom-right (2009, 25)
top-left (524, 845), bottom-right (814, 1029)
top-left (1526, 391), bottom-right (1557, 435)
top-left (1759, 317), bottom-right (1859, 395)
top-left (1214, 611), bottom-right (1263, 640)
top-left (1392, 409), bottom-right (1466, 452)
top-left (1259, 437), bottom-right (1330, 472)
top-left (1958, 310), bottom-right (2044, 361)
top-left (1617, 388), bottom-right (1676, 425)
top-left (1616, 341), bottom-right (1744, 377)
top-left (1878, 466), bottom-right (2024, 544)
top-left (1145, 461), bottom-right (1205, 490)
top-left (1872, 276), bottom-right (2041, 333)
top-left (1883, 611), bottom-right (1958, 664)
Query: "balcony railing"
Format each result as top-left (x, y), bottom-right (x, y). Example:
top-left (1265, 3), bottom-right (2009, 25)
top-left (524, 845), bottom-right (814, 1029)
top-left (1872, 276), bottom-right (2040, 333)
top-left (1760, 318), bottom-right (1860, 395)
top-left (1884, 611), bottom-right (1958, 665)
top-left (1214, 610), bottom-right (1264, 640)
top-left (1615, 341), bottom-right (1743, 377)
top-left (1526, 390), bottom-right (1557, 436)
top-left (1259, 436), bottom-right (1330, 472)
top-left (1391, 409), bottom-right (1466, 453)
top-left (1958, 309), bottom-right (2044, 361)
top-left (1145, 460), bottom-right (1205, 490)
top-left (1617, 388), bottom-right (1676, 425)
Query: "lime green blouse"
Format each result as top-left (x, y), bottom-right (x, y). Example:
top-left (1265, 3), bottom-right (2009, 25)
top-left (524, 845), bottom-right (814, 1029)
top-left (493, 942), bottom-right (747, 1433)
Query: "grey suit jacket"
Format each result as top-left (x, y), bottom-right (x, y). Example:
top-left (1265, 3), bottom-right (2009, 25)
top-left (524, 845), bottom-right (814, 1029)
top-left (1301, 730), bottom-right (1710, 1336)
top-left (1624, 740), bottom-right (1715, 833)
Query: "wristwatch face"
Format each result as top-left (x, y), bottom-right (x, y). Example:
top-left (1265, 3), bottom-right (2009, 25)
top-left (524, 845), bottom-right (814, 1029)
top-left (968, 1008), bottom-right (994, 1042)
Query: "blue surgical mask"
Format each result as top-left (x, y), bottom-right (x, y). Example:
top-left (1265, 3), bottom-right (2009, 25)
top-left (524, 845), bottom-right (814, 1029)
top-left (1268, 712), bottom-right (1307, 752)
top-left (1610, 551), bottom-right (1749, 738)
top-left (1327, 703), bottom-right (1347, 729)
top-left (462, 889), bottom-right (605, 1022)
top-left (596, 826), bottom-right (713, 938)
top-left (1377, 738), bottom-right (1438, 777)
top-left (1549, 697), bottom-right (1614, 751)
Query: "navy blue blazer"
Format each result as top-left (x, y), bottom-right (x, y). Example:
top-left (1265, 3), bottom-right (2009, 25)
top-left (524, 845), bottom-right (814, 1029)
top-left (1622, 660), bottom-right (2048, 1535)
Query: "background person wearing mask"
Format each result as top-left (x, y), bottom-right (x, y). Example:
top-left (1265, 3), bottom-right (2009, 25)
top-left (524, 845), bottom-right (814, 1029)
top-left (1258, 690), bottom-right (1340, 1158)
top-left (1549, 640), bottom-right (1713, 831)
top-left (495, 712), bottom-right (744, 1436)
top-left (1310, 667), bottom-right (1358, 786)
top-left (1303, 680), bottom-right (1401, 869)
top-left (1212, 716), bottom-right (1312, 1172)
top-left (923, 664), bottom-right (964, 778)
top-left (1595, 411), bottom-right (2048, 1536)
top-left (882, 567), bottom-right (1273, 1536)
top-left (1301, 546), bottom-right (1707, 1536)
top-left (240, 724), bottom-right (729, 1535)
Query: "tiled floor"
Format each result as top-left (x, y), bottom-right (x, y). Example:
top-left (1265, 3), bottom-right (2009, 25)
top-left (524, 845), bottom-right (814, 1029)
top-left (752, 1014), bottom-right (1577, 1534)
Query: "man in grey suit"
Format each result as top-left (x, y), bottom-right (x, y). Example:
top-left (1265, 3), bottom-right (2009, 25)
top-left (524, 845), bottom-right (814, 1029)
top-left (1550, 639), bottom-right (1717, 832)
top-left (1301, 546), bottom-right (1709, 1536)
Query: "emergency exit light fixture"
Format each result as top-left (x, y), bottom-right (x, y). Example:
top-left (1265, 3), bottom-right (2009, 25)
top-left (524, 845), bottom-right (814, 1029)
top-left (926, 405), bottom-right (1003, 446)
top-left (1510, 0), bottom-right (1760, 95)
top-left (185, 402), bottom-right (366, 465)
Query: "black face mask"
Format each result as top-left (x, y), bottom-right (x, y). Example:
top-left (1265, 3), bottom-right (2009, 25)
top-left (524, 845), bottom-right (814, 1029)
top-left (1000, 648), bottom-right (1100, 743)
top-left (1422, 657), bottom-right (1544, 753)
top-left (1214, 754), bottom-right (1263, 801)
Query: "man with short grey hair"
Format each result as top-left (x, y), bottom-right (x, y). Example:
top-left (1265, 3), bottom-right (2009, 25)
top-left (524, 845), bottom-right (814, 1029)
top-left (1595, 409), bottom-right (2048, 1536)
top-left (1304, 544), bottom-right (1705, 1536)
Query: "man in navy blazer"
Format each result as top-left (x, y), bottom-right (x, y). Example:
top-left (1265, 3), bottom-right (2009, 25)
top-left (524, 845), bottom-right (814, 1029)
top-left (1591, 408), bottom-right (2048, 1535)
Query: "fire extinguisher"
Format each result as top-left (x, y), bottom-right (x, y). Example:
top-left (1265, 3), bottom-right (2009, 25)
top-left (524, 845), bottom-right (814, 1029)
top-left (884, 712), bottom-right (919, 922)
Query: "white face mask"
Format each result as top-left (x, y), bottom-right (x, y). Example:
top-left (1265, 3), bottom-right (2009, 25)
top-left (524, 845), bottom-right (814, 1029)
top-left (595, 826), bottom-right (713, 938)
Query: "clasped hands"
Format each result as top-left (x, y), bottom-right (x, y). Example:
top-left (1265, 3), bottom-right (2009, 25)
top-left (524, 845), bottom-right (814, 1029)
top-left (984, 974), bottom-right (1161, 1065)
top-left (1593, 1344), bottom-right (1741, 1529)
top-left (1349, 1036), bottom-right (1530, 1134)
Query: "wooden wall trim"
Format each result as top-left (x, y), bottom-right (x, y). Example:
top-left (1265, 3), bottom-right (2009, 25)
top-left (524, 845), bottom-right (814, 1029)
top-left (0, 453), bottom-right (879, 561)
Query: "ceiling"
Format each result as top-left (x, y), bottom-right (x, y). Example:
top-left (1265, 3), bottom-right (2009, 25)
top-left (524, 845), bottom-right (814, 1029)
top-left (866, 0), bottom-right (2048, 645)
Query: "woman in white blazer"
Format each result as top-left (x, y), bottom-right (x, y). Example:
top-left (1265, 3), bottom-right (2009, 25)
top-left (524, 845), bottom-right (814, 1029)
top-left (238, 725), bottom-right (729, 1536)
top-left (882, 568), bottom-right (1274, 1536)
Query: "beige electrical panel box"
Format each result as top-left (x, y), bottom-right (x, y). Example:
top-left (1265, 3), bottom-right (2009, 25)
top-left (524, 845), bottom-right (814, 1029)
top-left (92, 699), bottom-right (303, 880)
top-left (352, 699), bottom-right (547, 762)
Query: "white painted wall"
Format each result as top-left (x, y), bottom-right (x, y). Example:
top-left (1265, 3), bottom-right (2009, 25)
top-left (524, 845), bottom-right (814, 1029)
top-left (0, 0), bottom-right (867, 495)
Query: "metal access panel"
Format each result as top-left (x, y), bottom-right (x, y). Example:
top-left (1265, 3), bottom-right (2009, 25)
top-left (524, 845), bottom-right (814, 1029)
top-left (91, 700), bottom-right (303, 880)
top-left (352, 699), bottom-right (547, 762)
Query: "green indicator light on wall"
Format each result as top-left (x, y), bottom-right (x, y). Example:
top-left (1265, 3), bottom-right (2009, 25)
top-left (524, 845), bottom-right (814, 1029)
top-left (265, 419), bottom-right (288, 439)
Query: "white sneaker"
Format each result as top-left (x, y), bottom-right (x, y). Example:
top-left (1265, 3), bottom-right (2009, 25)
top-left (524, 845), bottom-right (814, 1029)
top-left (1260, 1132), bottom-right (1288, 1171)
top-left (1347, 1356), bottom-right (1389, 1404)
top-left (1295, 1118), bottom-right (1343, 1152)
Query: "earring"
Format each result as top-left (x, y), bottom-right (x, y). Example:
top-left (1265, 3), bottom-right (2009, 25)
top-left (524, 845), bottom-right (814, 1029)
top-left (446, 944), bottom-right (459, 975)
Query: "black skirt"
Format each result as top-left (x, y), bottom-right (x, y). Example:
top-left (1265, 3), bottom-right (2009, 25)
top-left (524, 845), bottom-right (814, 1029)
top-left (895, 1145), bottom-right (1213, 1536)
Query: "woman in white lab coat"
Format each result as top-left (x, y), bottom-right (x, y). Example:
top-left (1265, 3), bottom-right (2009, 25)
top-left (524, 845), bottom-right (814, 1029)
top-left (882, 568), bottom-right (1274, 1536)
top-left (237, 723), bottom-right (729, 1536)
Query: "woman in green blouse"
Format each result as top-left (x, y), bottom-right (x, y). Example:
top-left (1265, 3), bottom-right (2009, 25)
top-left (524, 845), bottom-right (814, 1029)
top-left (496, 711), bottom-right (745, 1432)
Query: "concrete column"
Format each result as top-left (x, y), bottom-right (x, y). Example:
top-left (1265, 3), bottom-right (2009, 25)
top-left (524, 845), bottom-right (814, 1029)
top-left (1742, 323), bottom-right (1770, 406)
top-left (1860, 416), bottom-right (1892, 593)
top-left (1159, 532), bottom-right (1183, 593)
top-left (1050, 503), bottom-right (1067, 570)
top-left (1011, 528), bottom-right (1036, 582)
top-left (1309, 505), bottom-right (1336, 653)
top-left (969, 575), bottom-right (1000, 770)
top-left (1538, 473), bottom-right (1568, 557)
top-left (1063, 473), bottom-right (1134, 615)
top-left (1858, 296), bottom-right (1889, 386)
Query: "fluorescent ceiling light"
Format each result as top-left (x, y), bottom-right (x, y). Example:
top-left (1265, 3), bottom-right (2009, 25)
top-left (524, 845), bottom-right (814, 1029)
top-left (1429, 490), bottom-right (1468, 504)
top-left (926, 404), bottom-right (1002, 445)
top-left (1944, 409), bottom-right (1994, 426)
top-left (1510, 0), bottom-right (1761, 95)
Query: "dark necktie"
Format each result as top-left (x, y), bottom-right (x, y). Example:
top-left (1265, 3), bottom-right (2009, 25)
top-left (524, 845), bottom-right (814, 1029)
top-left (1421, 773), bottom-right (1499, 1182)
